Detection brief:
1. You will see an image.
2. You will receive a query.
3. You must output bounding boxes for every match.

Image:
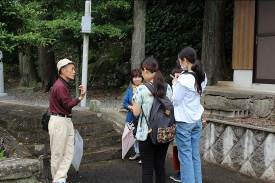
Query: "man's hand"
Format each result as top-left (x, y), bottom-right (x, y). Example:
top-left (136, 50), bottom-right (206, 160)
top-left (78, 85), bottom-right (86, 100)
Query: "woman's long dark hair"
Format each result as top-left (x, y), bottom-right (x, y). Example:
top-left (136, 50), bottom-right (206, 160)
top-left (178, 47), bottom-right (205, 95)
top-left (141, 56), bottom-right (165, 98)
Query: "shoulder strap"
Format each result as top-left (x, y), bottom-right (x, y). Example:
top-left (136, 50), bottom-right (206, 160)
top-left (143, 82), bottom-right (168, 97)
top-left (141, 105), bottom-right (150, 128)
top-left (182, 71), bottom-right (197, 79)
top-left (143, 82), bottom-right (154, 95)
top-left (182, 71), bottom-right (199, 89)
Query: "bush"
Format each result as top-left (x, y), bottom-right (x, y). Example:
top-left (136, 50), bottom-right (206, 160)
top-left (0, 141), bottom-right (6, 160)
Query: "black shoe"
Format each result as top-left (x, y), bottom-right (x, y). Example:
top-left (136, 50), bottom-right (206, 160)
top-left (169, 172), bottom-right (181, 182)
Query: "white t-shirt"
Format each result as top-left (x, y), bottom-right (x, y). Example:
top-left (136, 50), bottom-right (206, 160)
top-left (172, 72), bottom-right (207, 123)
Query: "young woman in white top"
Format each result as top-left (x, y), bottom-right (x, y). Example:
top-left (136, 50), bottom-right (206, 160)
top-left (172, 47), bottom-right (207, 183)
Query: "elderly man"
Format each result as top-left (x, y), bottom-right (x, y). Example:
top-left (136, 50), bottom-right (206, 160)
top-left (48, 58), bottom-right (86, 183)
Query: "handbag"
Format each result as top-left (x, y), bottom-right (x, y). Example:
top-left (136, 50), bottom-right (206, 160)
top-left (41, 110), bottom-right (50, 132)
top-left (156, 124), bottom-right (176, 144)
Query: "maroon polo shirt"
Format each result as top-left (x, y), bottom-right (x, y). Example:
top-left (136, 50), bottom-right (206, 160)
top-left (49, 77), bottom-right (80, 116)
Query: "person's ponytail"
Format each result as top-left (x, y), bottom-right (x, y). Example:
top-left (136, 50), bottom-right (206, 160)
top-left (191, 60), bottom-right (205, 95)
top-left (153, 70), bottom-right (165, 98)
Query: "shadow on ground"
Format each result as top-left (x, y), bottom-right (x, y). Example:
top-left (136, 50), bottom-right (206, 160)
top-left (68, 159), bottom-right (265, 183)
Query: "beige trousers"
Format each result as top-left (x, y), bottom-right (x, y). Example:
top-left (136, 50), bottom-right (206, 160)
top-left (49, 115), bottom-right (74, 182)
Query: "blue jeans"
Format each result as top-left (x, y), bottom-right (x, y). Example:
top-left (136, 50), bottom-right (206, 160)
top-left (176, 121), bottom-right (202, 183)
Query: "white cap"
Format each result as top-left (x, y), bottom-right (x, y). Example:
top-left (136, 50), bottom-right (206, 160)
top-left (57, 58), bottom-right (73, 73)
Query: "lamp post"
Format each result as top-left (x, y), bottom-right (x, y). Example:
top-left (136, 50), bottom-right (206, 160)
top-left (0, 50), bottom-right (7, 97)
top-left (80, 0), bottom-right (92, 107)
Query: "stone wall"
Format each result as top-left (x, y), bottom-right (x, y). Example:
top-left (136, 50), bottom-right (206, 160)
top-left (0, 158), bottom-right (41, 183)
top-left (201, 119), bottom-right (275, 182)
top-left (204, 88), bottom-right (275, 119)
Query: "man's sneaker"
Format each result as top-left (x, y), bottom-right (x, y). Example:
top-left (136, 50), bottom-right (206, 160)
top-left (138, 160), bottom-right (142, 164)
top-left (129, 153), bottom-right (140, 160)
top-left (53, 180), bottom-right (66, 183)
top-left (169, 172), bottom-right (181, 182)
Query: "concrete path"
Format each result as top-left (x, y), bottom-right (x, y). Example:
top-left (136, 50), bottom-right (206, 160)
top-left (68, 159), bottom-right (265, 183)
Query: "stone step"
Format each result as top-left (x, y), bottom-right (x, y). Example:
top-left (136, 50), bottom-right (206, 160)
top-left (74, 120), bottom-right (111, 127)
top-left (81, 145), bottom-right (121, 165)
top-left (75, 123), bottom-right (115, 137)
top-left (9, 120), bottom-right (118, 144)
top-left (10, 130), bottom-right (49, 144)
top-left (83, 132), bottom-right (121, 150)
top-left (25, 144), bottom-right (50, 157)
top-left (19, 132), bottom-right (121, 157)
top-left (72, 112), bottom-right (104, 125)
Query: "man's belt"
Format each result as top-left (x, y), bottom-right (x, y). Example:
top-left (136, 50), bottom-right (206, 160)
top-left (51, 113), bottom-right (72, 118)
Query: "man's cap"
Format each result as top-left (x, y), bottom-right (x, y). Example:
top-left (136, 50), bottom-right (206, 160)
top-left (57, 58), bottom-right (73, 73)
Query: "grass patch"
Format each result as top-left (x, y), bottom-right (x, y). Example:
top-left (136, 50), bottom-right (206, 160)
top-left (0, 149), bottom-right (6, 160)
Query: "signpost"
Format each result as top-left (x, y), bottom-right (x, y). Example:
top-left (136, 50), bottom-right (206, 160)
top-left (80, 0), bottom-right (91, 107)
top-left (0, 50), bottom-right (7, 97)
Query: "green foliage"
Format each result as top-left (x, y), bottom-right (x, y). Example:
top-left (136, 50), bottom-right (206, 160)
top-left (0, 24), bottom-right (15, 52)
top-left (0, 0), bottom-right (132, 52)
top-left (92, 24), bottom-right (127, 39)
top-left (0, 140), bottom-right (5, 160)
top-left (92, 0), bottom-right (132, 22)
top-left (1, 0), bottom-right (233, 88)
top-left (91, 0), bottom-right (132, 41)
top-left (39, 12), bottom-right (82, 40)
top-left (0, 1), bottom-right (52, 51)
top-left (0, 150), bottom-right (5, 160)
top-left (146, 0), bottom-right (204, 73)
top-left (145, 0), bottom-right (233, 77)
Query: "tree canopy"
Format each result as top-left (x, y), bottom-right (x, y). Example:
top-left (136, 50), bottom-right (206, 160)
top-left (0, 0), bottom-right (233, 89)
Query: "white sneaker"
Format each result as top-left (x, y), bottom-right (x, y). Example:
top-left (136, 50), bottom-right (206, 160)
top-left (53, 178), bottom-right (66, 183)
top-left (138, 160), bottom-right (142, 164)
top-left (129, 154), bottom-right (140, 160)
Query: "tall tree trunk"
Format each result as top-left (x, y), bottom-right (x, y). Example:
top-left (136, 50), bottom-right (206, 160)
top-left (131, 0), bottom-right (146, 69)
top-left (38, 45), bottom-right (57, 91)
top-left (19, 46), bottom-right (37, 87)
top-left (202, 0), bottom-right (226, 85)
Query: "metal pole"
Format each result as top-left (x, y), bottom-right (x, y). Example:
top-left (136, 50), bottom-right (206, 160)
top-left (80, 0), bottom-right (91, 107)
